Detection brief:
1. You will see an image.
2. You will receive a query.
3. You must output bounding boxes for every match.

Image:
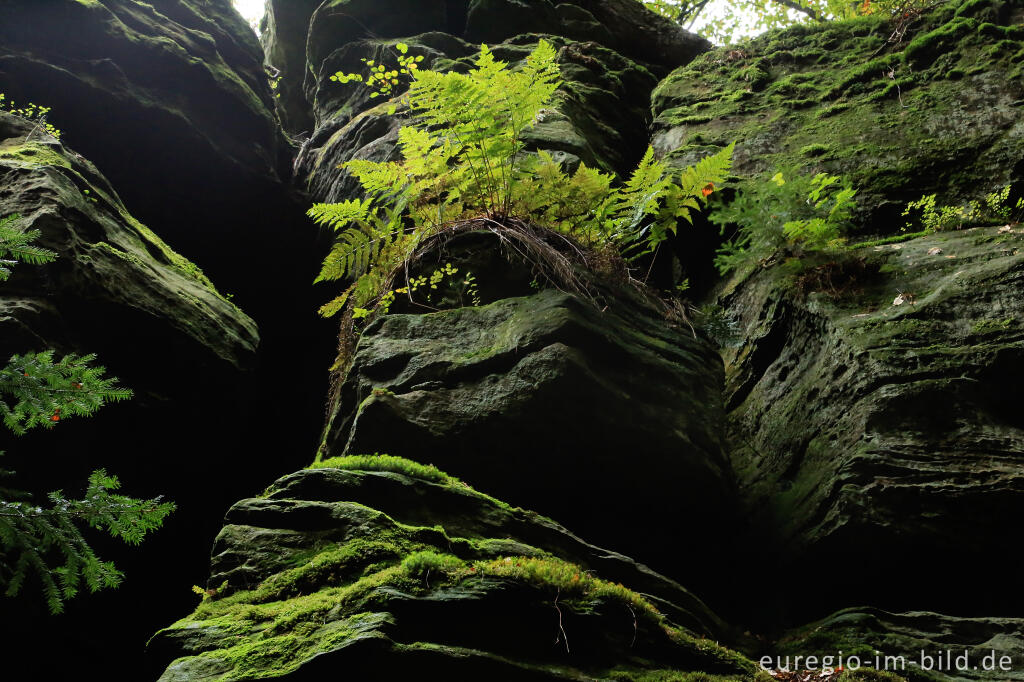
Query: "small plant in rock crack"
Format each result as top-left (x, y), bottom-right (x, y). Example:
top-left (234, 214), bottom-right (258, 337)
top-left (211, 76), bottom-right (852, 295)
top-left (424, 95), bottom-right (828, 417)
top-left (902, 185), bottom-right (1023, 233)
top-left (330, 41), bottom-right (425, 103)
top-left (0, 93), bottom-right (62, 140)
top-left (355, 262), bottom-right (481, 318)
top-left (984, 185), bottom-right (1024, 225)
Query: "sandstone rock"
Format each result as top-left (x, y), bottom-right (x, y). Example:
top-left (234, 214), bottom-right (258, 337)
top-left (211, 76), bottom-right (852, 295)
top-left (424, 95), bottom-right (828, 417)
top-left (0, 0), bottom-right (291, 262)
top-left (650, 0), bottom-right (1024, 233)
top-left (721, 225), bottom-right (1024, 620)
top-left (0, 111), bottom-right (257, 375)
top-left (324, 245), bottom-right (736, 585)
top-left (149, 459), bottom-right (754, 680)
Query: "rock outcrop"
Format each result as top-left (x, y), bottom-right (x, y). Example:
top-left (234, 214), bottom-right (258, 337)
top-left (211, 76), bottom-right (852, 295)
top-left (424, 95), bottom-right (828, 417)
top-left (650, 0), bottom-right (1024, 231)
top-left (0, 112), bottom-right (257, 372)
top-left (149, 457), bottom-right (756, 681)
top-left (719, 223), bottom-right (1024, 622)
top-left (288, 0), bottom-right (710, 205)
top-left (0, 0), bottom-right (1019, 679)
top-left (0, 0), bottom-right (290, 257)
top-left (775, 607), bottom-right (1024, 681)
top-left (326, 269), bottom-right (736, 585)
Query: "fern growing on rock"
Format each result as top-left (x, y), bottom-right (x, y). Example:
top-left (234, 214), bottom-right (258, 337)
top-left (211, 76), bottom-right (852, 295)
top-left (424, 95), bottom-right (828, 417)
top-left (711, 170), bottom-right (856, 275)
top-left (309, 41), bottom-right (733, 321)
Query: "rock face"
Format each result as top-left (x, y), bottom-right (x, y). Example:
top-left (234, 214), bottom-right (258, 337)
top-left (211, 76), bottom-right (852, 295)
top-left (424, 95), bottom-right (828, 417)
top-left (0, 108), bottom-right (268, 682)
top-left (720, 222), bottom-right (1024, 620)
top-left (650, 0), bottom-right (1024, 231)
top-left (287, 0), bottom-right (710, 206)
top-left (325, 278), bottom-right (736, 585)
top-left (0, 4), bottom-right (336, 679)
top-left (148, 458), bottom-right (757, 681)
top-left (0, 112), bottom-right (257, 372)
top-left (264, 0), bottom-right (707, 136)
top-left (0, 0), bottom-right (290, 263)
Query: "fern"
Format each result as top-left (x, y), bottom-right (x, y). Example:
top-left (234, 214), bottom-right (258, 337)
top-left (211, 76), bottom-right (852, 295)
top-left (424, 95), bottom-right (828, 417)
top-left (711, 170), bottom-right (856, 275)
top-left (312, 41), bottom-right (735, 323)
top-left (612, 143), bottom-right (735, 258)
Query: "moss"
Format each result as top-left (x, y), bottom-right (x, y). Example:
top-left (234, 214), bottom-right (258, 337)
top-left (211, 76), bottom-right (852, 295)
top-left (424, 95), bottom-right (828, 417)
top-left (970, 317), bottom-right (1014, 335)
top-left (799, 143), bottom-right (830, 157)
top-left (92, 241), bottom-right (144, 266)
top-left (0, 141), bottom-right (71, 168)
top-left (309, 454), bottom-right (454, 485)
top-left (849, 230), bottom-right (932, 248)
top-left (652, 0), bottom-right (1023, 238)
top-left (160, 491), bottom-right (756, 680)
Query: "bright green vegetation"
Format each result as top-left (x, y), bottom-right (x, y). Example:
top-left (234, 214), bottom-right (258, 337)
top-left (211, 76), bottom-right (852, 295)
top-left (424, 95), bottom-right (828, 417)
top-left (158, 457), bottom-right (761, 680)
top-left (0, 93), bottom-right (62, 139)
top-left (309, 454), bottom-right (453, 485)
top-left (0, 218), bottom-right (173, 613)
top-left (903, 185), bottom-right (1024, 232)
top-left (711, 170), bottom-right (856, 274)
top-left (0, 140), bottom-right (70, 169)
top-left (331, 41), bottom-right (425, 99)
top-left (305, 454), bottom-right (548, 521)
top-left (309, 41), bottom-right (733, 321)
top-left (652, 0), bottom-right (1024, 242)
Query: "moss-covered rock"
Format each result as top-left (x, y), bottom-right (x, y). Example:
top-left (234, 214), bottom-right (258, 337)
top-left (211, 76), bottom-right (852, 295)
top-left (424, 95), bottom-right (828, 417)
top-left (0, 111), bottom-right (257, 369)
top-left (650, 0), bottom-right (1024, 233)
top-left (720, 223), bottom-right (1024, 619)
top-left (149, 457), bottom-right (763, 681)
top-left (322, 248), bottom-right (736, 587)
top-left (0, 0), bottom-right (291, 254)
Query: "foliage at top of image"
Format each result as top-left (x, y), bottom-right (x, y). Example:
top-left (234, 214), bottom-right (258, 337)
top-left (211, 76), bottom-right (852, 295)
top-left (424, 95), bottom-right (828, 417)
top-left (641, 0), bottom-right (946, 45)
top-left (711, 171), bottom-right (857, 275)
top-left (309, 41), bottom-right (733, 323)
top-left (0, 215), bottom-right (173, 614)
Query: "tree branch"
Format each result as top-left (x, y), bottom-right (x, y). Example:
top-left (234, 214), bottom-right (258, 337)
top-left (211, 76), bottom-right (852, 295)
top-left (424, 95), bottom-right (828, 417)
top-left (769, 0), bottom-right (825, 21)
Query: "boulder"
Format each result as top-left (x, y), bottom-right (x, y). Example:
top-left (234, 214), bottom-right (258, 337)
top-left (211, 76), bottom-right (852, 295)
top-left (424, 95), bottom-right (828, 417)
top-left (323, 247), bottom-right (736, 586)
top-left (149, 458), bottom-right (756, 680)
top-left (774, 607), bottom-right (1024, 681)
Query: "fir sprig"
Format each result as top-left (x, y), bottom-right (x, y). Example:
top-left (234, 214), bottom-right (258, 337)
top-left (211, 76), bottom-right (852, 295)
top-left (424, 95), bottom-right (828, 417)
top-left (0, 214), bottom-right (56, 281)
top-left (0, 351), bottom-right (133, 435)
top-left (0, 465), bottom-right (175, 613)
top-left (0, 213), bottom-right (172, 613)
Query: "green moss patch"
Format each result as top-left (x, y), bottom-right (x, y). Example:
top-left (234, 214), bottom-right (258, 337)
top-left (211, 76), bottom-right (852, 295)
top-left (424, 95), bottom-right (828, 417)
top-left (651, 0), bottom-right (1024, 235)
